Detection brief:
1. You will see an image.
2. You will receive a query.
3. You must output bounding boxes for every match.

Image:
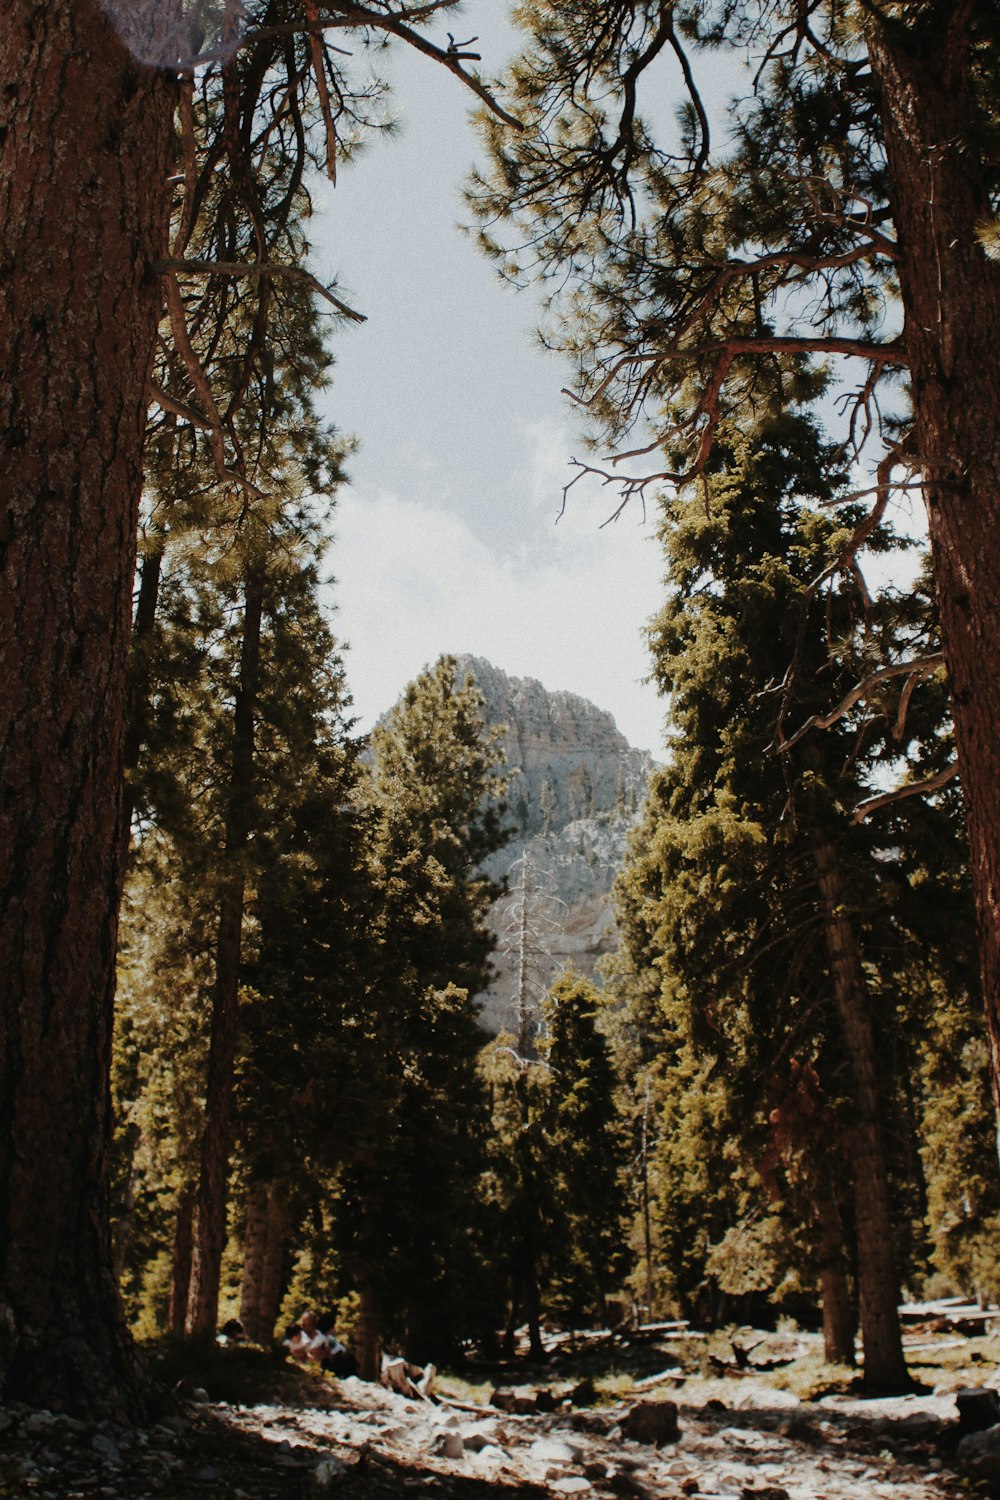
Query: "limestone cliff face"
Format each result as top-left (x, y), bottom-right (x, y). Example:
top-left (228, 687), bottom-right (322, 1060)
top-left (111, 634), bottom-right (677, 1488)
top-left (452, 656), bottom-right (654, 1035)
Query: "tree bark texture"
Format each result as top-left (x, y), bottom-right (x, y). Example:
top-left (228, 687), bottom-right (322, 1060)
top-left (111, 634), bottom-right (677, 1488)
top-left (355, 1282), bottom-right (381, 1383)
top-left (239, 1180), bottom-right (289, 1344)
top-left (121, 539), bottom-right (165, 861)
top-left (811, 835), bottom-right (909, 1391)
top-left (169, 1188), bottom-right (196, 1338)
top-left (186, 573), bottom-right (264, 1336)
top-left (867, 7), bottom-right (1000, 1134)
top-left (0, 1), bottom-right (175, 1414)
top-left (812, 1186), bottom-right (857, 1367)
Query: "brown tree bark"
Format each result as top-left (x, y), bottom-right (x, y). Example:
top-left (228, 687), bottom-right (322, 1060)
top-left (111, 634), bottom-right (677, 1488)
top-left (355, 1282), bottom-right (381, 1383)
top-left (866, 7), bottom-right (1000, 1132)
top-left (812, 1187), bottom-right (857, 1367)
top-left (169, 1188), bottom-right (196, 1338)
top-left (121, 538), bottom-right (166, 861)
top-left (239, 1180), bottom-right (289, 1344)
top-left (186, 571), bottom-right (264, 1337)
top-left (811, 834), bottom-right (909, 1391)
top-left (0, 1), bottom-right (175, 1415)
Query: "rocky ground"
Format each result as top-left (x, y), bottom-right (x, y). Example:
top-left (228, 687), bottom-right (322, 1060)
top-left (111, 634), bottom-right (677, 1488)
top-left (3, 1320), bottom-right (1000, 1499)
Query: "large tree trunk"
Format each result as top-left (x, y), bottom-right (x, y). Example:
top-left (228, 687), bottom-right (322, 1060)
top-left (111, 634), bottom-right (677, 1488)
top-left (867, 7), bottom-right (1000, 1132)
top-left (186, 572), bottom-right (264, 1336)
top-left (0, 1), bottom-right (175, 1415)
top-left (811, 835), bottom-right (909, 1391)
top-left (239, 1180), bottom-right (289, 1344)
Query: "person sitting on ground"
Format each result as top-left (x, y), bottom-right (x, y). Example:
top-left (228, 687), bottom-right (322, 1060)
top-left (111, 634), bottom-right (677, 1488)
top-left (316, 1311), bottom-right (358, 1378)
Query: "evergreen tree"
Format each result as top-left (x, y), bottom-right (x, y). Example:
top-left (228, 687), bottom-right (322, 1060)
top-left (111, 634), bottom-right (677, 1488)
top-left (334, 656), bottom-right (508, 1373)
top-left (541, 971), bottom-right (629, 1326)
top-left (472, 0), bottom-right (1000, 1148)
top-left (0, 0), bottom-right (516, 1410)
top-left (483, 968), bottom-right (628, 1350)
top-left (611, 410), bottom-right (979, 1388)
top-left (114, 496), bottom-right (358, 1342)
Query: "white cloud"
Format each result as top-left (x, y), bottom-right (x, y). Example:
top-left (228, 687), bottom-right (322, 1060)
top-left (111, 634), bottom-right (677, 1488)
top-left (326, 471), bottom-right (668, 753)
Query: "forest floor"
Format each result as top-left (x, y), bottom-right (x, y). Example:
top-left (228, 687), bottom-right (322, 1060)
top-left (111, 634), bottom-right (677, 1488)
top-left (4, 1314), bottom-right (1000, 1499)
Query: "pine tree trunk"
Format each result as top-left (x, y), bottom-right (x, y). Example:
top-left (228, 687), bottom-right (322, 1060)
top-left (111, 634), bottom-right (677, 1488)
top-left (0, 1), bottom-right (175, 1415)
top-left (169, 1188), bottom-right (196, 1338)
top-left (121, 539), bottom-right (165, 859)
top-left (820, 1262), bottom-right (857, 1368)
top-left (502, 1284), bottom-right (520, 1357)
top-left (239, 1181), bottom-right (288, 1344)
top-left (866, 8), bottom-right (1000, 1136)
top-left (812, 1185), bottom-right (857, 1366)
top-left (355, 1282), bottom-right (381, 1382)
top-left (811, 834), bottom-right (908, 1391)
top-left (186, 572), bottom-right (264, 1336)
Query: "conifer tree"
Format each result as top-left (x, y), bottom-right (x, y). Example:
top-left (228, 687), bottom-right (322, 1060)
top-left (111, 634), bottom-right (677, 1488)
top-left (612, 409), bottom-right (976, 1388)
top-left (334, 657), bottom-right (508, 1373)
top-left (1, 0), bottom-right (517, 1409)
top-left (541, 971), bottom-right (629, 1326)
top-left (472, 0), bottom-right (1000, 1142)
top-left (115, 489), bottom-right (358, 1340)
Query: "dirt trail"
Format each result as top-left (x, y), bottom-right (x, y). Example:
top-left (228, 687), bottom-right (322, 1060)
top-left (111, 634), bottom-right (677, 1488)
top-left (4, 1320), bottom-right (997, 1498)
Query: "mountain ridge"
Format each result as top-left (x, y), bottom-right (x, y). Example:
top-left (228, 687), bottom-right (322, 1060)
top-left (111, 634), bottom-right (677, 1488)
top-left (451, 655), bottom-right (654, 1034)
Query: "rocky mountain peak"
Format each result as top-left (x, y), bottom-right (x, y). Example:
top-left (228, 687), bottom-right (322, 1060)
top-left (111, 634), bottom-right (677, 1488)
top-left (451, 656), bottom-right (655, 1034)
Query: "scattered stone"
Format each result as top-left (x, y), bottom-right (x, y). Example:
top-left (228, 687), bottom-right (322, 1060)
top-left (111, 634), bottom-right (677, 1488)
top-left (569, 1409), bottom-right (616, 1436)
top-left (91, 1432), bottom-right (122, 1465)
top-left (462, 1431), bottom-right (498, 1453)
top-left (433, 1431), bottom-right (465, 1459)
top-left (607, 1474), bottom-right (651, 1499)
top-left (530, 1436), bottom-right (581, 1465)
top-left (23, 1411), bottom-right (56, 1435)
top-left (549, 1477), bottom-right (592, 1495)
top-left (490, 1385), bottom-right (551, 1414)
top-left (311, 1456), bottom-right (350, 1491)
top-left (955, 1386), bottom-right (1000, 1433)
top-left (741, 1487), bottom-right (790, 1500)
top-left (470, 1443), bottom-right (508, 1464)
top-left (621, 1400), bottom-right (680, 1447)
top-left (957, 1423), bottom-right (1000, 1482)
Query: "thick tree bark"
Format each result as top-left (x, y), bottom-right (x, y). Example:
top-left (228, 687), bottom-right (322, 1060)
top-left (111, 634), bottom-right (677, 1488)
top-left (186, 572), bottom-right (264, 1336)
top-left (0, 1), bottom-right (175, 1415)
top-left (811, 835), bottom-right (909, 1391)
top-left (239, 1180), bottom-right (289, 1344)
top-left (867, 8), bottom-right (1000, 1134)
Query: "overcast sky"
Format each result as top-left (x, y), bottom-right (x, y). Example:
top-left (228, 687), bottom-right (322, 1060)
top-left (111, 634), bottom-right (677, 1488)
top-left (309, 4), bottom-right (671, 752)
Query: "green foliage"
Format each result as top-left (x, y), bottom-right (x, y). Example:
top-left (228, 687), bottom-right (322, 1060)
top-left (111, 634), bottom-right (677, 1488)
top-left (327, 657), bottom-right (510, 1360)
top-left (608, 409), bottom-right (992, 1317)
top-left (482, 969), bottom-right (629, 1335)
top-left (541, 972), bottom-right (630, 1322)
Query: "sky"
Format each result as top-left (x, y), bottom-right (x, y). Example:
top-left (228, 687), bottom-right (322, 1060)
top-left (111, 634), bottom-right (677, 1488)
top-left (305, 5), bottom-right (923, 753)
top-left (308, 4), bottom-right (672, 753)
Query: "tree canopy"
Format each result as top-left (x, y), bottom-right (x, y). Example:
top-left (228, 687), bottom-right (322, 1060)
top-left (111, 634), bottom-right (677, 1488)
top-left (472, 0), bottom-right (1000, 1117)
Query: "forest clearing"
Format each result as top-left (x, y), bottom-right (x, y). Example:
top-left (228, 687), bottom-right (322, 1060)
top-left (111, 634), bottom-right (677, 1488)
top-left (5, 1313), bottom-right (1000, 1498)
top-left (3, 0), bottom-right (1000, 1486)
